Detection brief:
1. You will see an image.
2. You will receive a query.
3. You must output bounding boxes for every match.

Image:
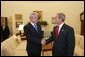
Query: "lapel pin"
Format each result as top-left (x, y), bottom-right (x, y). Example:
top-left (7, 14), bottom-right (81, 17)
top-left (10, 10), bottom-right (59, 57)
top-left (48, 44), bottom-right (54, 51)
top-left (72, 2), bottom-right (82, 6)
top-left (62, 29), bottom-right (63, 32)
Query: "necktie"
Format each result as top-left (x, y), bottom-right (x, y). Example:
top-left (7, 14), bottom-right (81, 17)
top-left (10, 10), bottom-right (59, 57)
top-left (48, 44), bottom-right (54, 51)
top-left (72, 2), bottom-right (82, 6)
top-left (34, 24), bottom-right (38, 32)
top-left (55, 26), bottom-right (59, 38)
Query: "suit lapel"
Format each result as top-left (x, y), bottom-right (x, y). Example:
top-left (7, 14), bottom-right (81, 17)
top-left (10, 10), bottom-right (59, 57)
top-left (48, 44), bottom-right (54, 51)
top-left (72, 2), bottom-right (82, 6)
top-left (29, 22), bottom-right (39, 33)
top-left (37, 24), bottom-right (40, 33)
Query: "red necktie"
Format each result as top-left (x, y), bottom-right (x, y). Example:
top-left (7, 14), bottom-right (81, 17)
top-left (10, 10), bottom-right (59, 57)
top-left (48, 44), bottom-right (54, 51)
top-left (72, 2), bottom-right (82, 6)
top-left (55, 26), bottom-right (59, 38)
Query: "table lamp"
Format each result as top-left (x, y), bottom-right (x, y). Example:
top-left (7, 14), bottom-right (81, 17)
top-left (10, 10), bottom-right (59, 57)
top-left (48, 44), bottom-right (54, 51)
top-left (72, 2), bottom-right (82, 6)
top-left (18, 24), bottom-right (24, 36)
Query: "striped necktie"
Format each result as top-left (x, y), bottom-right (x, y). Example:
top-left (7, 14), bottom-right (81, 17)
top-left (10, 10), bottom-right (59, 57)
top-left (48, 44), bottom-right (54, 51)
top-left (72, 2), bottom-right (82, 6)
top-left (34, 24), bottom-right (38, 32)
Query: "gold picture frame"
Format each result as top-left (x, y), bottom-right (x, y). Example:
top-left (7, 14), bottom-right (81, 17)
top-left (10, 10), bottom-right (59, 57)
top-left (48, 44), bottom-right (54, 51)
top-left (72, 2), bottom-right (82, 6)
top-left (15, 14), bottom-right (23, 28)
top-left (80, 11), bottom-right (84, 21)
top-left (52, 17), bottom-right (56, 24)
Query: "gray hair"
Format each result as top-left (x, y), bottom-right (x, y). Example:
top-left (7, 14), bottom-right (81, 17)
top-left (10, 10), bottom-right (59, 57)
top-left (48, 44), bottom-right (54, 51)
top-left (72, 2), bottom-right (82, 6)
top-left (57, 13), bottom-right (65, 21)
top-left (30, 12), bottom-right (40, 20)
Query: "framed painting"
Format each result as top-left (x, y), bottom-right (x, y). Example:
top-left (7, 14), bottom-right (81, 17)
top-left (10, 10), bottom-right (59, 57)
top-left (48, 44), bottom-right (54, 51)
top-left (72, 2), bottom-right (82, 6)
top-left (80, 11), bottom-right (84, 21)
top-left (52, 17), bottom-right (56, 24)
top-left (15, 14), bottom-right (23, 28)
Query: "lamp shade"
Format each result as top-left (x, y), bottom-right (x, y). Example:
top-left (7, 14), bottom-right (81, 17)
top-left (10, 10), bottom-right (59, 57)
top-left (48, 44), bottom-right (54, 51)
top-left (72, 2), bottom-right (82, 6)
top-left (18, 24), bottom-right (24, 31)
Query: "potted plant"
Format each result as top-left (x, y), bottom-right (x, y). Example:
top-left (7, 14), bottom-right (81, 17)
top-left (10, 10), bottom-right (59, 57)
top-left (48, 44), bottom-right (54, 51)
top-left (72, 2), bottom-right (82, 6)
top-left (38, 21), bottom-right (48, 26)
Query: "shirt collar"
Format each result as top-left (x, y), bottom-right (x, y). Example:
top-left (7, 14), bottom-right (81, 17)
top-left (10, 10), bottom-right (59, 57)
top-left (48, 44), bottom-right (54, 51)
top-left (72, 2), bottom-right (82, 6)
top-left (30, 22), bottom-right (37, 27)
top-left (30, 22), bottom-right (35, 26)
top-left (59, 22), bottom-right (64, 28)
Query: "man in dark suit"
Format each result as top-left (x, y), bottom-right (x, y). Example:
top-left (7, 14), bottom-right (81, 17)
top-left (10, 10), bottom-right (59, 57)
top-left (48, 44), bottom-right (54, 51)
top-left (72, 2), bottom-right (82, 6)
top-left (24, 12), bottom-right (43, 56)
top-left (41, 13), bottom-right (75, 56)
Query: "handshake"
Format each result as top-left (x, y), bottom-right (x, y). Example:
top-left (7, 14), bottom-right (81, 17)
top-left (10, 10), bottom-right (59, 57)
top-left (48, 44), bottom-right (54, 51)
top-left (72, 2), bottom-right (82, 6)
top-left (41, 39), bottom-right (46, 45)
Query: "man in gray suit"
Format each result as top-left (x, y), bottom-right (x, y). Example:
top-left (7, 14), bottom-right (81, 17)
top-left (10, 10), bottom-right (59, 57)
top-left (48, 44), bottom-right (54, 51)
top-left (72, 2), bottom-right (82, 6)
top-left (24, 12), bottom-right (43, 56)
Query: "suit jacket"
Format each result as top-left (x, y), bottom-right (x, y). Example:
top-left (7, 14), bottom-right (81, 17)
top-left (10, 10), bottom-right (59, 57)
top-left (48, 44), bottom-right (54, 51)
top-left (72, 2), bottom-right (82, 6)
top-left (24, 22), bottom-right (43, 54)
top-left (1, 25), bottom-right (10, 41)
top-left (46, 24), bottom-right (75, 56)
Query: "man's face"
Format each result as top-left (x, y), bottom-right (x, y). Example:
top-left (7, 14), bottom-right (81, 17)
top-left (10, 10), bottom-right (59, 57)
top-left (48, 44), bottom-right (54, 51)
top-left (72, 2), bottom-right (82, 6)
top-left (30, 14), bottom-right (38, 23)
top-left (1, 19), bottom-right (6, 26)
top-left (55, 15), bottom-right (62, 25)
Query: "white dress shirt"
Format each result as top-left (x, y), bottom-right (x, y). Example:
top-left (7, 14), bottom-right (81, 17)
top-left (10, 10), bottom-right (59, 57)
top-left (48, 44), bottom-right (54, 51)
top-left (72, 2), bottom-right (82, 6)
top-left (58, 22), bottom-right (64, 33)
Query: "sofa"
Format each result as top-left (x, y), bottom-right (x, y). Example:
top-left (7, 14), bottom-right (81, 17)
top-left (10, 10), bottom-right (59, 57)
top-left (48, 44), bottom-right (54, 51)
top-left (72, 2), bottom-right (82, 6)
top-left (74, 34), bottom-right (84, 56)
top-left (1, 34), bottom-right (84, 56)
top-left (1, 35), bottom-right (27, 56)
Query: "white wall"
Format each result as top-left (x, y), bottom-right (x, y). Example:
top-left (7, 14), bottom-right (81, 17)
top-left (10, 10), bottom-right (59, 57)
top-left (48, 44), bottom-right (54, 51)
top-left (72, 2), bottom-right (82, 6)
top-left (1, 1), bottom-right (84, 34)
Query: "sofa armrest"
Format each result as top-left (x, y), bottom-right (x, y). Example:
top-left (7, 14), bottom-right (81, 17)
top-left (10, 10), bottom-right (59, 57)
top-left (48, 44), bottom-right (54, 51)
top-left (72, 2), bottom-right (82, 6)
top-left (74, 45), bottom-right (84, 56)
